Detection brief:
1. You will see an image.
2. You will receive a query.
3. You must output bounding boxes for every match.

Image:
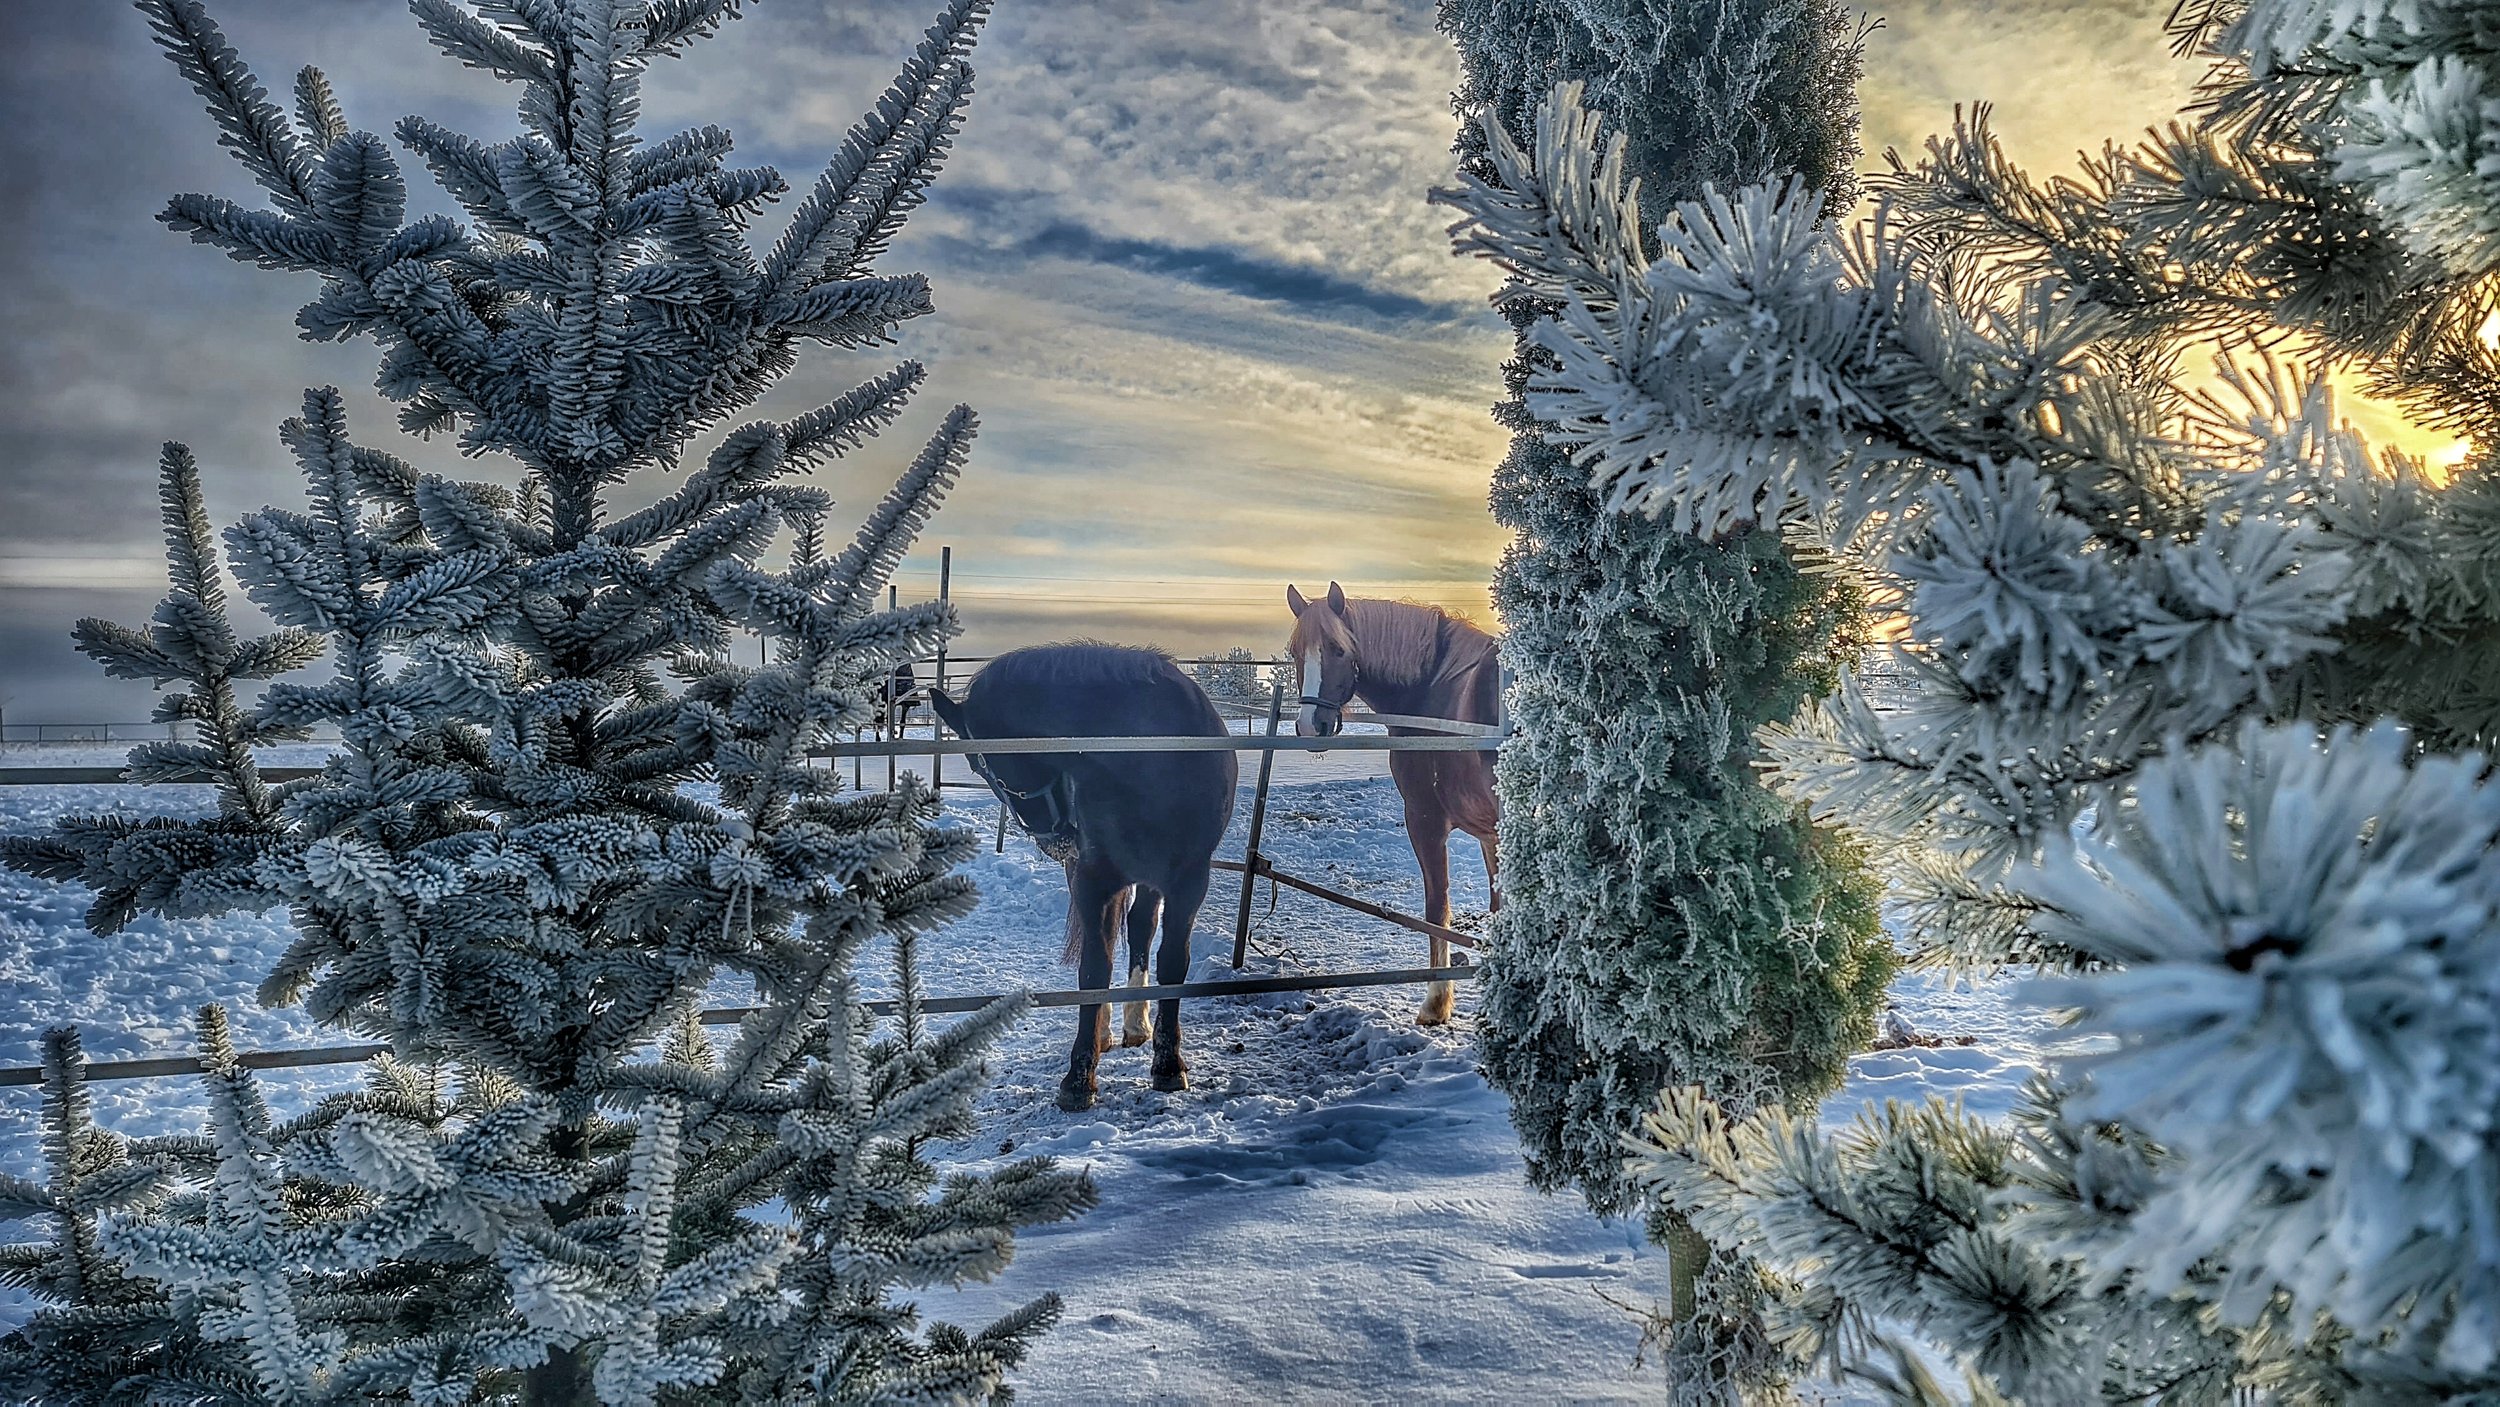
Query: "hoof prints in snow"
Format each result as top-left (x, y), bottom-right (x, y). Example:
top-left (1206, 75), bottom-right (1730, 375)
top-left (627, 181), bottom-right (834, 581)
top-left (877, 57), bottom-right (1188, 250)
top-left (1507, 1258), bottom-right (1635, 1280)
top-left (1132, 1100), bottom-right (1475, 1187)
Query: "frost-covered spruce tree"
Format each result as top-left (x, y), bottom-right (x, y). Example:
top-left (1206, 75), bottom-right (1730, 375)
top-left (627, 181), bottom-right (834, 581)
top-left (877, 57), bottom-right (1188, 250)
top-left (1440, 0), bottom-right (2500, 1394)
top-left (0, 2), bottom-right (1095, 1402)
top-left (1188, 647), bottom-right (1265, 706)
top-left (1431, 0), bottom-right (1891, 1225)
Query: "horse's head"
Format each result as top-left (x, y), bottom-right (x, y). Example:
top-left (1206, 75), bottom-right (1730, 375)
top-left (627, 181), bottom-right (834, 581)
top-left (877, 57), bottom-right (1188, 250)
top-left (1285, 581), bottom-right (1359, 738)
top-left (881, 660), bottom-right (919, 729)
top-left (928, 686), bottom-right (1075, 845)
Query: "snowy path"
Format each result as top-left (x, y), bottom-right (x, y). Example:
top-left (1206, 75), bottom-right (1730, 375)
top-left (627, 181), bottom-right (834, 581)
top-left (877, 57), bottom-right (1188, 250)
top-left (0, 765), bottom-right (2047, 1400)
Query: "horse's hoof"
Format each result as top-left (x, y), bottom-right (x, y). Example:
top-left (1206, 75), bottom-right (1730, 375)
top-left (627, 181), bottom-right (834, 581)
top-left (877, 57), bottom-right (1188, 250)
top-left (1151, 1067), bottom-right (1190, 1093)
top-left (1416, 982), bottom-right (1456, 1026)
top-left (1121, 1026), bottom-right (1153, 1048)
top-left (1056, 1075), bottom-right (1096, 1113)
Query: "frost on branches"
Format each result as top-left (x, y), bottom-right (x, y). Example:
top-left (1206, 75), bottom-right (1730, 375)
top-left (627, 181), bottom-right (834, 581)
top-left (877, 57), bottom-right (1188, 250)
top-left (1188, 648), bottom-right (1270, 707)
top-left (0, 2), bottom-right (1093, 1402)
top-left (1442, 0), bottom-right (2500, 1399)
top-left (1431, 0), bottom-right (1891, 1230)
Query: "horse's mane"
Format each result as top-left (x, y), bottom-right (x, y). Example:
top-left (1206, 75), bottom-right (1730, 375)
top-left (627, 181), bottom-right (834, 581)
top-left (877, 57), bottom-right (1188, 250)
top-left (976, 641), bottom-right (1179, 691)
top-left (1289, 598), bottom-right (1495, 692)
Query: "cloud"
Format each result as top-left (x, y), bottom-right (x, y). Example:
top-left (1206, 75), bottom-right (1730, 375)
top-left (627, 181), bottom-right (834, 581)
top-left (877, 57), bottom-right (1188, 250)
top-left (1, 0), bottom-right (2315, 721)
top-left (923, 211), bottom-right (1476, 329)
top-left (669, 0), bottom-right (1488, 307)
top-left (0, 557), bottom-right (169, 590)
top-left (1856, 0), bottom-right (2202, 177)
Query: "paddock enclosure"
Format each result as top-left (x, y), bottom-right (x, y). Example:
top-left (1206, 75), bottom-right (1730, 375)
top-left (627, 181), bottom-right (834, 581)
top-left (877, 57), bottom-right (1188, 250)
top-left (0, 620), bottom-right (1511, 1086)
top-left (0, 589), bottom-right (2017, 1401)
top-left (0, 606), bottom-right (1933, 1088)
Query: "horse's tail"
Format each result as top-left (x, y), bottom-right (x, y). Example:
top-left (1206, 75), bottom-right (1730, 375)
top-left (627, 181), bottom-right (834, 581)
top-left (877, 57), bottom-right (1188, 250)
top-left (1063, 876), bottom-right (1128, 964)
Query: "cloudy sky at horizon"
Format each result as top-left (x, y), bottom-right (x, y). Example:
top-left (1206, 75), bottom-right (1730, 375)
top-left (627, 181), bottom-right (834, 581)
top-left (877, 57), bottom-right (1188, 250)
top-left (0, 0), bottom-right (2217, 721)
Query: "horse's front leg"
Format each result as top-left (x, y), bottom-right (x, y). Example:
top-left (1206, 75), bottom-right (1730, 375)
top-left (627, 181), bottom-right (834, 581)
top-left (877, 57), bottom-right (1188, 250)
top-left (1059, 861), bottom-right (1124, 1112)
top-left (1149, 871), bottom-right (1209, 1092)
top-left (1122, 887), bottom-right (1163, 1048)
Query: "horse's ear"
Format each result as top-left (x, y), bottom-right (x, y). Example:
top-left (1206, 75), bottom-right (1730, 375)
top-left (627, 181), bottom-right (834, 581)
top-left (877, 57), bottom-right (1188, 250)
top-left (927, 687), bottom-right (967, 736)
top-left (1286, 583), bottom-right (1309, 618)
top-left (1326, 581), bottom-right (1348, 617)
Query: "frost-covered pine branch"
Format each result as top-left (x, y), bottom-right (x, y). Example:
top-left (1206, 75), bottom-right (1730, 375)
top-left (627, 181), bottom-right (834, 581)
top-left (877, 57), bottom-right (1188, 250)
top-left (1627, 1081), bottom-right (2339, 1404)
top-left (1634, 724), bottom-right (2500, 1399)
top-left (0, 1029), bottom-right (196, 1400)
top-left (2020, 720), bottom-right (2500, 1379)
top-left (1441, 46), bottom-right (2497, 958)
top-left (1451, 82), bottom-right (2473, 957)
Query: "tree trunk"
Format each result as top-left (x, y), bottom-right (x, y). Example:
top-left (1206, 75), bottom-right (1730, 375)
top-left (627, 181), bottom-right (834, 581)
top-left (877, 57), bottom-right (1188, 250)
top-left (522, 1112), bottom-right (593, 1402)
top-left (1664, 1210), bottom-right (1709, 1325)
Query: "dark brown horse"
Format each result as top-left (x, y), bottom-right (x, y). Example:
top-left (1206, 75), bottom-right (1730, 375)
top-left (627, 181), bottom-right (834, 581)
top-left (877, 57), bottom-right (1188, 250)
top-left (930, 644), bottom-right (1237, 1111)
top-left (1286, 583), bottom-right (1500, 1025)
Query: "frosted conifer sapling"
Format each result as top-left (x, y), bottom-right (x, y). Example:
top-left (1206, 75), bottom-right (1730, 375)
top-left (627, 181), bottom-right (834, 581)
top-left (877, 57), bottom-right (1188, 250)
top-left (0, 1), bottom-right (1095, 1401)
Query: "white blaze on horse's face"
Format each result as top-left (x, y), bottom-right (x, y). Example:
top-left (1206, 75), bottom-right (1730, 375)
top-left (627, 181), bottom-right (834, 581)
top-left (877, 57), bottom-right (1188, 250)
top-left (1296, 647), bottom-right (1327, 736)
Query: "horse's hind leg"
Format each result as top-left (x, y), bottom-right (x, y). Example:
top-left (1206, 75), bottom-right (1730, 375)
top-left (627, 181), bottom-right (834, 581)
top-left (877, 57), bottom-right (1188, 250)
top-left (1122, 887), bottom-right (1163, 1047)
top-left (1465, 820), bottom-right (1501, 913)
top-left (1459, 756), bottom-right (1502, 914)
top-left (1059, 860), bottom-right (1125, 1112)
top-left (1405, 800), bottom-right (1457, 1027)
top-left (1149, 869), bottom-right (1210, 1092)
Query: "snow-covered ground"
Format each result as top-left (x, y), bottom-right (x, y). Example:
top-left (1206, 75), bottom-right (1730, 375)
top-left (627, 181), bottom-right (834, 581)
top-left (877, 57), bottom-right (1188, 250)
top-left (0, 755), bottom-right (2048, 1402)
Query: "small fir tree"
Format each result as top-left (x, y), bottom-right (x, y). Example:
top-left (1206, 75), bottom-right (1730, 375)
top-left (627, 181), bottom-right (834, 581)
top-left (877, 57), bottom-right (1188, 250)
top-left (1439, 0), bottom-right (2500, 1395)
top-left (0, 2), bottom-right (1093, 1401)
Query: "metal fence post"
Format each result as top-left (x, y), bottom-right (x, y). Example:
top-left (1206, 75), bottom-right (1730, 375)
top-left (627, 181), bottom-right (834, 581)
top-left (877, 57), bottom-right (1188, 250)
top-left (1231, 674), bottom-right (1285, 969)
top-left (931, 545), bottom-right (949, 794)
top-left (887, 584), bottom-right (899, 792)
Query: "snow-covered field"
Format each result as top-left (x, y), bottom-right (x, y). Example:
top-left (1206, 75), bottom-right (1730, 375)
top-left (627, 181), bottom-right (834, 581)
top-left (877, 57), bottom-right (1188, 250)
top-left (0, 750), bottom-right (2048, 1402)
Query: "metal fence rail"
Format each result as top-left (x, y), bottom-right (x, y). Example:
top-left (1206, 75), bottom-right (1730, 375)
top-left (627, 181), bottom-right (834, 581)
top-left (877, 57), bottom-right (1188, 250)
top-left (1214, 857), bottom-right (1478, 950)
top-left (0, 965), bottom-right (1481, 1088)
top-left (0, 733), bottom-right (1499, 789)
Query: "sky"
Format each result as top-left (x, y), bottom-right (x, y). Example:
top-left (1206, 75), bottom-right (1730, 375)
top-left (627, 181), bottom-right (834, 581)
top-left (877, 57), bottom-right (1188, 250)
top-left (0, 0), bottom-right (2224, 722)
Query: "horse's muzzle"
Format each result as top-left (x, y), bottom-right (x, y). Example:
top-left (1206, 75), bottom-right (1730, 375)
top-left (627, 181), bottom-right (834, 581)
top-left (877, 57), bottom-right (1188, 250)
top-left (1295, 700), bottom-right (1344, 738)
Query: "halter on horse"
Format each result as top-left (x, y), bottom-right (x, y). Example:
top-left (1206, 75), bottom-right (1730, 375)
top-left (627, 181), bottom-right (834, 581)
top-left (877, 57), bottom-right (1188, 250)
top-left (966, 750), bottom-right (1082, 863)
top-left (1298, 658), bottom-right (1351, 736)
top-left (1290, 581), bottom-right (1361, 739)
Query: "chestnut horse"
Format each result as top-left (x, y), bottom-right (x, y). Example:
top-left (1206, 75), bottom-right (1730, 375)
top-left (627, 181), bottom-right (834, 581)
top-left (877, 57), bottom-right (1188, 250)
top-left (1286, 583), bottom-right (1501, 1025)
